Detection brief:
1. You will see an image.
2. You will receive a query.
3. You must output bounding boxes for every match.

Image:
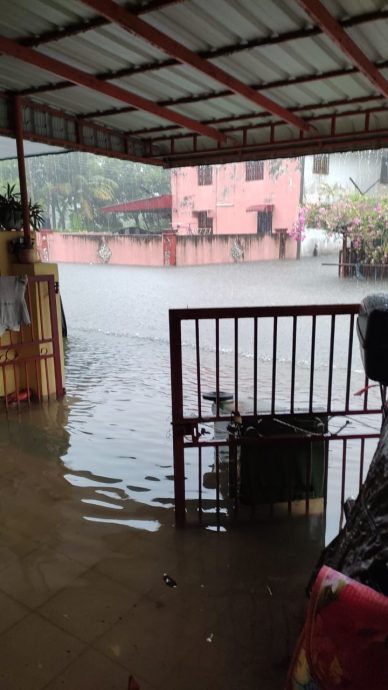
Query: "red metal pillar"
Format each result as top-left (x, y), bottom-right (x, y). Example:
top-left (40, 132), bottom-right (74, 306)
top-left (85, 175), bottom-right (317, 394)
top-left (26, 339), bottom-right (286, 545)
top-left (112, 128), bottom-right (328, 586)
top-left (14, 95), bottom-right (30, 241)
top-left (169, 310), bottom-right (186, 526)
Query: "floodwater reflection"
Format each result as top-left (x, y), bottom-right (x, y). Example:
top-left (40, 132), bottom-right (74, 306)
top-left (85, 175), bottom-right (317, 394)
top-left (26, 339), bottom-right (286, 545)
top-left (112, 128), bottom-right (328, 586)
top-left (2, 258), bottom-right (387, 532)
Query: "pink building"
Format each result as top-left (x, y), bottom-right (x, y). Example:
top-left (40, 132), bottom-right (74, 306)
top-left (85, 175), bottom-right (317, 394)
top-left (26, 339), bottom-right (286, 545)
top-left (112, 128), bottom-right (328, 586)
top-left (41, 159), bottom-right (302, 267)
top-left (172, 160), bottom-right (301, 237)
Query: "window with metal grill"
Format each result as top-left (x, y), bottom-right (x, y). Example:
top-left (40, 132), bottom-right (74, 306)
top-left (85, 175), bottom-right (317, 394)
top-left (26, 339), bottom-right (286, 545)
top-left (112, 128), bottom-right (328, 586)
top-left (246, 160), bottom-right (264, 181)
top-left (197, 211), bottom-right (213, 235)
top-left (257, 210), bottom-right (272, 236)
top-left (380, 156), bottom-right (388, 184)
top-left (198, 165), bottom-right (213, 185)
top-left (313, 154), bottom-right (329, 175)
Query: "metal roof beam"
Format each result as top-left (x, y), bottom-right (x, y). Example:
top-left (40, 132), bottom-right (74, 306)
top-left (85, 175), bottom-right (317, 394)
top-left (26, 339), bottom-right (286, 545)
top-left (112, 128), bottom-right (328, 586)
top-left (81, 0), bottom-right (313, 133)
top-left (0, 35), bottom-right (226, 143)
top-left (21, 0), bottom-right (184, 47)
top-left (74, 57), bottom-right (388, 122)
top-left (298, 0), bottom-right (388, 98)
top-left (129, 94), bottom-right (385, 136)
top-left (18, 8), bottom-right (388, 98)
top-left (20, 7), bottom-right (388, 74)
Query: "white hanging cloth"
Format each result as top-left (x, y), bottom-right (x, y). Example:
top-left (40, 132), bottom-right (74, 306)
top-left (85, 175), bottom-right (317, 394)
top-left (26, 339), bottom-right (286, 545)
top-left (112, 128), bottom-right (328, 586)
top-left (0, 276), bottom-right (31, 336)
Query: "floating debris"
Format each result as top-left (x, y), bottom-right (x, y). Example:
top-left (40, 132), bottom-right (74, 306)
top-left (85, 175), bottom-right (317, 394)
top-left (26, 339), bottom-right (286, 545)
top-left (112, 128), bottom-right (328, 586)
top-left (163, 573), bottom-right (177, 588)
top-left (266, 585), bottom-right (273, 597)
top-left (206, 633), bottom-right (214, 643)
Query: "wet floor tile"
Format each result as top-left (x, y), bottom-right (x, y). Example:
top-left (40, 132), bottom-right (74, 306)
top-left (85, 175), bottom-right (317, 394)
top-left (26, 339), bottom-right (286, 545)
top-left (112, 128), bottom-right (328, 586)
top-left (38, 568), bottom-right (143, 643)
top-left (162, 663), bottom-right (226, 690)
top-left (94, 543), bottom-right (180, 596)
top-left (43, 648), bottom-right (138, 690)
top-left (0, 547), bottom-right (89, 608)
top-left (0, 589), bottom-right (29, 634)
top-left (43, 527), bottom-right (123, 568)
top-left (93, 595), bottom-right (193, 687)
top-left (0, 612), bottom-right (85, 690)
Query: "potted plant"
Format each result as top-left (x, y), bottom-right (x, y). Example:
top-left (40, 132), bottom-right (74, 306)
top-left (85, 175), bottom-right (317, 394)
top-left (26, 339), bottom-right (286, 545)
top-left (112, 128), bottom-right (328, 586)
top-left (0, 183), bottom-right (44, 231)
top-left (0, 183), bottom-right (45, 263)
top-left (0, 184), bottom-right (23, 230)
top-left (8, 234), bottom-right (39, 263)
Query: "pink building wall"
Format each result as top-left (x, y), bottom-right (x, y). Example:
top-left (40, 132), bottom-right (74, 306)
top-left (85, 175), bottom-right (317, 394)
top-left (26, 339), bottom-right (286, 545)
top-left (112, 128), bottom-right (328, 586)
top-left (172, 160), bottom-right (301, 235)
top-left (38, 231), bottom-right (296, 266)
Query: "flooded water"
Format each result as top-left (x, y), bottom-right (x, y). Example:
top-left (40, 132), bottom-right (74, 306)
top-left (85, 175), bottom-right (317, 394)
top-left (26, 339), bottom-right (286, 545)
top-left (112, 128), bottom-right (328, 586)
top-left (3, 257), bottom-right (387, 535)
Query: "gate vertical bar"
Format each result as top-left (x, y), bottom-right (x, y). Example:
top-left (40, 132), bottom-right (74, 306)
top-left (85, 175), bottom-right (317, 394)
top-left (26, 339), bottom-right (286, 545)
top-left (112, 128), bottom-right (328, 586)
top-left (169, 310), bottom-right (186, 526)
top-left (359, 437), bottom-right (365, 490)
top-left (290, 315), bottom-right (297, 414)
top-left (309, 315), bottom-right (316, 413)
top-left (234, 317), bottom-right (238, 411)
top-left (345, 314), bottom-right (354, 412)
top-left (47, 276), bottom-right (64, 397)
top-left (195, 319), bottom-right (202, 418)
top-left (271, 316), bottom-right (278, 415)
top-left (253, 317), bottom-right (258, 417)
top-left (327, 315), bottom-right (336, 413)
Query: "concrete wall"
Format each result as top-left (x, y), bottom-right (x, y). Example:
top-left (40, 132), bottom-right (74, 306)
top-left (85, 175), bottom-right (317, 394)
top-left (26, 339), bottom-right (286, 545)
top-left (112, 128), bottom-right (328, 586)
top-left (37, 231), bottom-right (297, 266)
top-left (176, 234), bottom-right (296, 265)
top-left (42, 232), bottom-right (163, 266)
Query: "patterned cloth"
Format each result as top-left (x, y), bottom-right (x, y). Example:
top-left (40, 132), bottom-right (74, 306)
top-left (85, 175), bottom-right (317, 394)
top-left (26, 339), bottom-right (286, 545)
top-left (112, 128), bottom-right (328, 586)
top-left (285, 566), bottom-right (388, 690)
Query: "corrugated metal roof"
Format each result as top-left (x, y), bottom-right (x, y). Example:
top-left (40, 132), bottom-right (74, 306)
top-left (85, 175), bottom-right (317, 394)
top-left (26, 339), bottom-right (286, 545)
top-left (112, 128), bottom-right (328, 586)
top-left (0, 0), bottom-right (386, 165)
top-left (101, 193), bottom-right (172, 212)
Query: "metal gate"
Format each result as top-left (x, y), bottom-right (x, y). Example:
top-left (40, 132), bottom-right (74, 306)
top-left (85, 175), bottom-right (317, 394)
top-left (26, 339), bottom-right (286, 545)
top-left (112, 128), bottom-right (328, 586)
top-left (0, 274), bottom-right (64, 408)
top-left (169, 304), bottom-right (383, 528)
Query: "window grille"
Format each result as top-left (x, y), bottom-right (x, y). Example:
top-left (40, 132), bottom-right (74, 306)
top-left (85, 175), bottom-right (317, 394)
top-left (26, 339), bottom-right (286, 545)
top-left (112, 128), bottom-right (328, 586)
top-left (246, 160), bottom-right (264, 181)
top-left (257, 210), bottom-right (272, 235)
top-left (313, 154), bottom-right (329, 175)
top-left (198, 211), bottom-right (213, 234)
top-left (198, 165), bottom-right (213, 185)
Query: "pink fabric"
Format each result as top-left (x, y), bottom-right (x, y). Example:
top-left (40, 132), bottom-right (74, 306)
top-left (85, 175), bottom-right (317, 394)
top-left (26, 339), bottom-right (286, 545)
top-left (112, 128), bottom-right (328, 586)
top-left (285, 566), bottom-right (388, 690)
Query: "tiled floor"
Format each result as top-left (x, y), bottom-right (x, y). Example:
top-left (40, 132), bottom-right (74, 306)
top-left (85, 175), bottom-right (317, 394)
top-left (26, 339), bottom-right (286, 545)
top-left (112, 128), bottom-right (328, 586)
top-left (0, 414), bottom-right (325, 690)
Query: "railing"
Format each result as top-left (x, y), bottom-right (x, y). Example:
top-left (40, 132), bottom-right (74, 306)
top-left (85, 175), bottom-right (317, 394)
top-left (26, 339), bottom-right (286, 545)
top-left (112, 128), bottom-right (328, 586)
top-left (0, 274), bottom-right (64, 409)
top-left (169, 304), bottom-right (383, 530)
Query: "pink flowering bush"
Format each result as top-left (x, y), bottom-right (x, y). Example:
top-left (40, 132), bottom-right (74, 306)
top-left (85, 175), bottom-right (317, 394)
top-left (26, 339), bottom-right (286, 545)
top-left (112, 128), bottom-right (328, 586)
top-left (292, 191), bottom-right (388, 263)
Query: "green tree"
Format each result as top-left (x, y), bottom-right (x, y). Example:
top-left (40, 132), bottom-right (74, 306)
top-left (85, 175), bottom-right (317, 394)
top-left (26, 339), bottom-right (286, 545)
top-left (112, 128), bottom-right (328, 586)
top-left (0, 151), bottom-right (171, 232)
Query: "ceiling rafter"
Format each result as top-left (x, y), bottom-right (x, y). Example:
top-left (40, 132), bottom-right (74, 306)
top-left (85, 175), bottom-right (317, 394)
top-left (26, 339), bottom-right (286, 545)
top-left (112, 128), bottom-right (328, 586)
top-left (20, 0), bottom-right (184, 47)
top-left (297, 0), bottom-right (388, 98)
top-left (0, 34), bottom-right (227, 143)
top-left (160, 132), bottom-right (388, 168)
top-left (147, 103), bottom-right (388, 146)
top-left (81, 0), bottom-right (313, 133)
top-left (128, 94), bottom-right (385, 137)
top-left (73, 57), bottom-right (388, 122)
top-left (19, 6), bottom-right (388, 95)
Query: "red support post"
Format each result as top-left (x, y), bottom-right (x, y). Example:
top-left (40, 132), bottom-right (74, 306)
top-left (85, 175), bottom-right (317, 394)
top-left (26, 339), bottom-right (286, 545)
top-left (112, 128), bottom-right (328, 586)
top-left (14, 95), bottom-right (30, 241)
top-left (169, 310), bottom-right (186, 526)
